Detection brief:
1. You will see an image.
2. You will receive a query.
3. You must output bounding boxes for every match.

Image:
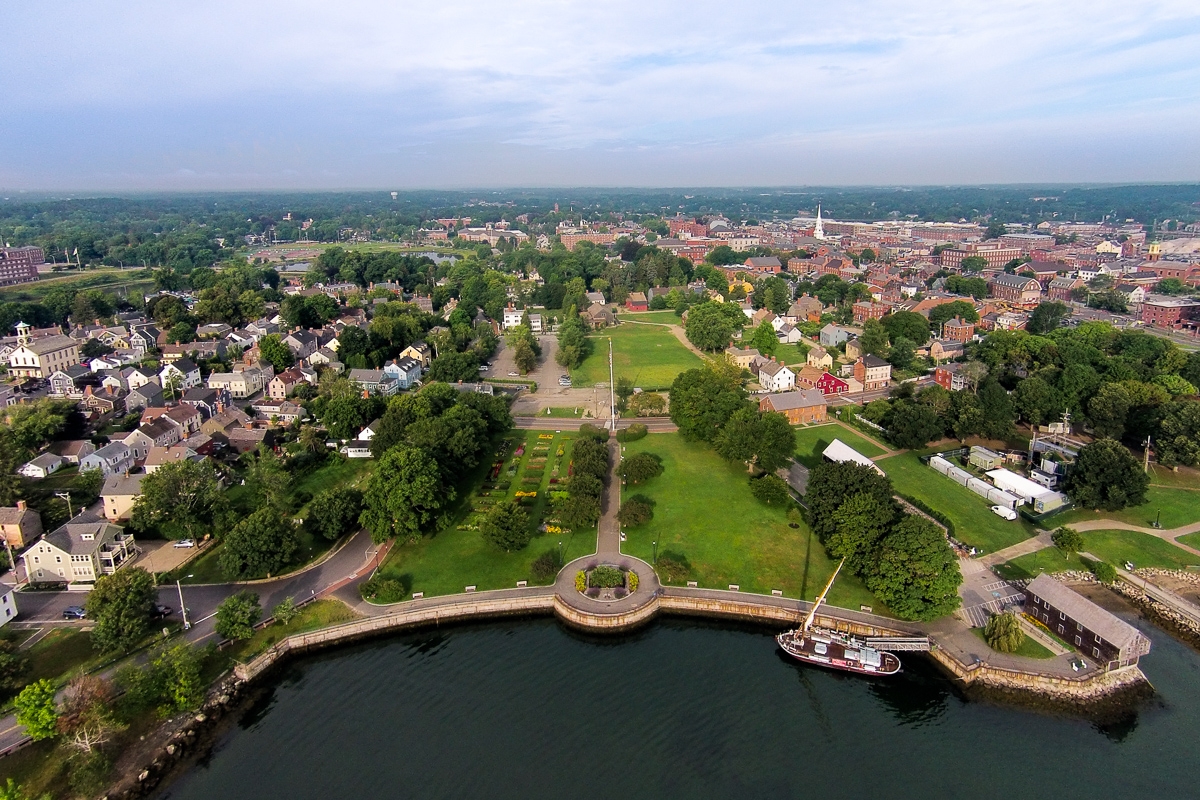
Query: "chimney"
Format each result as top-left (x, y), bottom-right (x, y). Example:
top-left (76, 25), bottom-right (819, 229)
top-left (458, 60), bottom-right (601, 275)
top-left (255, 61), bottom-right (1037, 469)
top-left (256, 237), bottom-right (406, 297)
top-left (16, 500), bottom-right (26, 511)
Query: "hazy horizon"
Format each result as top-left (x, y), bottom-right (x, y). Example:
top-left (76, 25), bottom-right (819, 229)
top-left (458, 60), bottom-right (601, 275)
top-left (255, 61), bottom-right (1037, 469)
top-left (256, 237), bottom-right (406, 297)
top-left (3, 1), bottom-right (1199, 191)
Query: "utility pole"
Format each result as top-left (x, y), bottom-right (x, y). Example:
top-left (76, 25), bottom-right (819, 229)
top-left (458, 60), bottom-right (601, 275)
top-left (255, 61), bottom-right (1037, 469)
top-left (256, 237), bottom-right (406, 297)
top-left (1143, 436), bottom-right (1152, 474)
top-left (54, 492), bottom-right (73, 519)
top-left (608, 337), bottom-right (616, 431)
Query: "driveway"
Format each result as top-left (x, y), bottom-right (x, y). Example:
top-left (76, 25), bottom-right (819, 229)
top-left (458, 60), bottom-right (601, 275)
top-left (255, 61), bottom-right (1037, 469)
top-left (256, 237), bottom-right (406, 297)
top-left (491, 336), bottom-right (611, 419)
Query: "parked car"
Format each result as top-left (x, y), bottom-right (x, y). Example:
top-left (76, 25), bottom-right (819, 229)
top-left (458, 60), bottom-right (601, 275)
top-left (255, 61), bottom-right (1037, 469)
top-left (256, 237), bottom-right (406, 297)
top-left (173, 539), bottom-right (196, 548)
top-left (62, 606), bottom-right (86, 620)
top-left (990, 505), bottom-right (1018, 521)
top-left (478, 365), bottom-right (488, 372)
top-left (151, 604), bottom-right (174, 620)
top-left (508, 371), bottom-right (519, 377)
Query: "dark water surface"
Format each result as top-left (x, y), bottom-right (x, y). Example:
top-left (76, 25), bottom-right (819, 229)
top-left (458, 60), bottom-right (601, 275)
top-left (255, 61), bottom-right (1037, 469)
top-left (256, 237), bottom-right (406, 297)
top-left (159, 617), bottom-right (1200, 800)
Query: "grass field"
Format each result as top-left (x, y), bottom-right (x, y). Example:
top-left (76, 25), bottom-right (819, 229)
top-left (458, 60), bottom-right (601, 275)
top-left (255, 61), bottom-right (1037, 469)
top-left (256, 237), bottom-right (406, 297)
top-left (620, 433), bottom-right (879, 611)
top-left (970, 627), bottom-right (1055, 659)
top-left (226, 599), bottom-right (361, 662)
top-left (793, 423), bottom-right (888, 468)
top-left (1050, 485), bottom-right (1200, 530)
top-left (571, 323), bottom-right (702, 389)
top-left (180, 456), bottom-right (374, 584)
top-left (619, 310), bottom-right (684, 324)
top-left (375, 430), bottom-right (598, 598)
top-left (515, 406), bottom-right (586, 419)
top-left (997, 529), bottom-right (1200, 580)
top-left (0, 268), bottom-right (156, 302)
top-left (877, 451), bottom-right (1037, 554)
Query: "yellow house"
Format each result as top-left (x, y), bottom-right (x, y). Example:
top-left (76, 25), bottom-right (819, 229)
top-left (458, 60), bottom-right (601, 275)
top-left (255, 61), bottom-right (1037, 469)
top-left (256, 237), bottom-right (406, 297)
top-left (806, 345), bottom-right (833, 370)
top-left (101, 473), bottom-right (144, 522)
top-left (727, 279), bottom-right (753, 296)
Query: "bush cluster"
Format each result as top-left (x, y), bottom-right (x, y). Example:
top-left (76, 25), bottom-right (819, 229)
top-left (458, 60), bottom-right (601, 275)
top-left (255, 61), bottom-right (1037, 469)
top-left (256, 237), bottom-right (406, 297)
top-left (589, 565), bottom-right (625, 588)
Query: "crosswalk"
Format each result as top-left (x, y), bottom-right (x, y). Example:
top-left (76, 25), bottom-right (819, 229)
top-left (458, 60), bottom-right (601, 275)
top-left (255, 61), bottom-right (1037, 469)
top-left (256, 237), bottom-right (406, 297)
top-left (962, 581), bottom-right (1025, 628)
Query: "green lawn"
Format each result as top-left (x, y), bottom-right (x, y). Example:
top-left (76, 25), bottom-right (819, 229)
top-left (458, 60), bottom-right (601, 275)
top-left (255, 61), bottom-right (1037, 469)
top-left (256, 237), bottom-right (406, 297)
top-left (23, 629), bottom-right (97, 686)
top-left (570, 323), bottom-right (702, 390)
top-left (1147, 464), bottom-right (1200, 489)
top-left (997, 529), bottom-right (1200, 580)
top-left (970, 627), bottom-right (1055, 659)
top-left (226, 599), bottom-right (361, 662)
top-left (515, 406), bottom-right (586, 419)
top-left (620, 433), bottom-right (879, 612)
top-left (1177, 531), bottom-right (1200, 550)
top-left (375, 430), bottom-right (598, 598)
top-left (1049, 485), bottom-right (1200, 530)
top-left (620, 310), bottom-right (684, 324)
top-left (793, 423), bottom-right (887, 468)
top-left (0, 268), bottom-right (156, 302)
top-left (877, 451), bottom-right (1037, 554)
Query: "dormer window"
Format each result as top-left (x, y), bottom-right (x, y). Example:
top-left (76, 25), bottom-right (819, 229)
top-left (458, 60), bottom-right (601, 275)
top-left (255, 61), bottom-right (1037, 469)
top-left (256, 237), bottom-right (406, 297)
top-left (81, 533), bottom-right (95, 541)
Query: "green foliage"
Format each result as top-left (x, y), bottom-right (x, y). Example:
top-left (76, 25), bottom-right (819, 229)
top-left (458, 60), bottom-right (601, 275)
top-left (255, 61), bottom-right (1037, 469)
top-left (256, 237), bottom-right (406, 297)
top-left (219, 506), bottom-right (300, 578)
top-left (886, 401), bottom-right (943, 449)
top-left (130, 458), bottom-right (220, 539)
top-left (881, 310), bottom-right (930, 346)
top-left (1157, 399), bottom-right (1200, 467)
top-left (0, 778), bottom-right (49, 800)
top-left (860, 318), bottom-right (889, 357)
top-left (1027, 301), bottom-right (1070, 334)
top-left (928, 300), bottom-right (979, 328)
top-left (828, 491), bottom-right (897, 572)
top-left (749, 474), bottom-right (790, 506)
top-left (121, 643), bottom-right (205, 715)
top-left (215, 591), bottom-right (261, 640)
top-left (555, 305), bottom-right (592, 369)
top-left (257, 333), bottom-right (295, 372)
top-left (669, 361), bottom-right (748, 442)
top-left (84, 567), bottom-right (156, 654)
top-left (615, 376), bottom-right (635, 411)
top-left (748, 321), bottom-right (778, 357)
top-left (1089, 560), bottom-right (1118, 584)
top-left (685, 301), bottom-right (743, 351)
top-left (616, 423), bottom-right (648, 442)
top-left (481, 501), bottom-right (531, 551)
top-left (307, 486), bottom-right (363, 540)
top-left (427, 350), bottom-right (481, 381)
top-left (13, 679), bottom-right (58, 741)
top-left (589, 565), bottom-right (625, 588)
top-left (655, 552), bottom-right (691, 583)
top-left (960, 255), bottom-right (988, 272)
top-left (983, 612), bottom-right (1024, 653)
top-left (1051, 526), bottom-right (1084, 557)
top-left (272, 597), bottom-right (300, 625)
top-left (359, 576), bottom-right (407, 603)
top-left (531, 549), bottom-right (563, 581)
top-left (1064, 439), bottom-right (1150, 511)
top-left (361, 444), bottom-right (453, 543)
top-left (618, 495), bottom-right (655, 526)
top-left (865, 515), bottom-right (962, 621)
top-left (714, 408), bottom-right (795, 471)
top-left (0, 636), bottom-right (28, 694)
top-left (945, 275), bottom-right (988, 299)
top-left (620, 452), bottom-right (664, 484)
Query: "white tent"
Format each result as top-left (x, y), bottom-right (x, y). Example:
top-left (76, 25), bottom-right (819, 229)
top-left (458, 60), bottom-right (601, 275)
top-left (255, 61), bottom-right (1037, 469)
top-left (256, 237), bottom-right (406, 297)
top-left (822, 439), bottom-right (885, 475)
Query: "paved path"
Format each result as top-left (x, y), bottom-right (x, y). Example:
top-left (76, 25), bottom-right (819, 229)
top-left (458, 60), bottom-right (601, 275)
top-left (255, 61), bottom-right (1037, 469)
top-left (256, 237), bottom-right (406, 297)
top-left (1070, 519), bottom-right (1200, 558)
top-left (980, 530), bottom-right (1055, 567)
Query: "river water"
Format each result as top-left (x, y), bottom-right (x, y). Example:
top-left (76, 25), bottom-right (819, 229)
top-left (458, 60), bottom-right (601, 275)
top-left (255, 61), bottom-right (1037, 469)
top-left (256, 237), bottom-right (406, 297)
top-left (159, 617), bottom-right (1200, 800)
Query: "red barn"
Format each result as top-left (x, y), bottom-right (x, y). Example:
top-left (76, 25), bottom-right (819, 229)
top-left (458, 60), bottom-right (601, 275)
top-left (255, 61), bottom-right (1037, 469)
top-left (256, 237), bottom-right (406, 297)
top-left (816, 371), bottom-right (849, 396)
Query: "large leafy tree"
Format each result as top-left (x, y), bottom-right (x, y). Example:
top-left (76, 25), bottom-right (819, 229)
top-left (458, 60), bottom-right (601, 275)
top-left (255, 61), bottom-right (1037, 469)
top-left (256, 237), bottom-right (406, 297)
top-left (218, 507), bottom-right (300, 578)
top-left (307, 486), bottom-right (363, 540)
top-left (130, 459), bottom-right (221, 540)
top-left (1157, 399), bottom-right (1200, 467)
top-left (215, 591), bottom-right (262, 640)
top-left (860, 319), bottom-right (889, 357)
top-left (865, 515), bottom-right (962, 621)
top-left (978, 378), bottom-right (1016, 440)
top-left (714, 408), bottom-right (796, 472)
top-left (1027, 301), bottom-right (1070, 334)
top-left (619, 452), bottom-right (664, 484)
top-left (748, 321), bottom-right (778, 357)
top-left (805, 461), bottom-right (895, 543)
top-left (1064, 439), bottom-right (1150, 511)
top-left (85, 567), bottom-right (157, 654)
top-left (13, 679), bottom-right (59, 741)
top-left (669, 362), bottom-right (747, 442)
top-left (828, 491), bottom-right (896, 573)
top-left (881, 310), bottom-right (930, 346)
top-left (684, 301), bottom-right (741, 352)
top-left (1012, 376), bottom-right (1062, 426)
top-left (481, 501), bottom-right (531, 551)
top-left (928, 300), bottom-right (979, 329)
top-left (555, 305), bottom-right (591, 369)
top-left (257, 334), bottom-right (295, 372)
top-left (886, 402), bottom-right (943, 450)
top-left (1087, 382), bottom-right (1131, 440)
top-left (361, 444), bottom-right (451, 542)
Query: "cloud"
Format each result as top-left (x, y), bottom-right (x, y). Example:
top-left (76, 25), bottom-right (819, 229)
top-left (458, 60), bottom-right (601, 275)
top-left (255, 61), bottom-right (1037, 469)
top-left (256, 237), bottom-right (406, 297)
top-left (1, 0), bottom-right (1198, 188)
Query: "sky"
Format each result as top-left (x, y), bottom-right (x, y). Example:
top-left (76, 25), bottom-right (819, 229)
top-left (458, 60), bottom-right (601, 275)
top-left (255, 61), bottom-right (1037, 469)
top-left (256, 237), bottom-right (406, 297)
top-left (2, 1), bottom-right (1199, 190)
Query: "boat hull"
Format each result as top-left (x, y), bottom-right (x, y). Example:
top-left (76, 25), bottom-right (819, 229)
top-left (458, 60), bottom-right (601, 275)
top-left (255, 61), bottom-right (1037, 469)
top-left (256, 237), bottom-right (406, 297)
top-left (776, 631), bottom-right (901, 676)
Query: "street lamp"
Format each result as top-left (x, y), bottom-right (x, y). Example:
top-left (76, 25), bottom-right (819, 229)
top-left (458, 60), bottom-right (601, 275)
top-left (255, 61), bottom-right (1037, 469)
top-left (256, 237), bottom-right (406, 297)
top-left (1154, 509), bottom-right (1162, 529)
top-left (177, 575), bottom-right (194, 630)
top-left (652, 540), bottom-right (658, 565)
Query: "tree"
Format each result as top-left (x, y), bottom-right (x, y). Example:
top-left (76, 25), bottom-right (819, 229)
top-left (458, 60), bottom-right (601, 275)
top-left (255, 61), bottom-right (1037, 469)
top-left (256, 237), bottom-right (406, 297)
top-left (557, 493), bottom-right (601, 530)
top-left (1088, 382), bottom-right (1130, 440)
top-left (669, 362), bottom-right (748, 442)
top-left (219, 507), bottom-right (300, 579)
top-left (1090, 560), bottom-right (1118, 584)
top-left (307, 486), bottom-right (363, 540)
top-left (0, 637), bottom-right (29, 692)
top-left (887, 402), bottom-right (943, 450)
top-left (827, 491), bottom-right (896, 572)
top-left (1157, 399), bottom-right (1200, 467)
top-left (1064, 439), bottom-right (1150, 511)
top-left (887, 336), bottom-right (916, 370)
top-left (272, 597), bottom-right (300, 625)
top-left (0, 778), bottom-right (49, 800)
top-left (978, 378), bottom-right (1016, 439)
top-left (324, 396), bottom-right (374, 440)
top-left (13, 680), bottom-right (58, 741)
top-left (298, 425), bottom-right (326, 454)
top-left (1051, 527), bottom-right (1084, 558)
top-left (481, 501), bottom-right (531, 551)
top-left (749, 474), bottom-right (790, 505)
top-left (881, 311), bottom-right (930, 346)
top-left (85, 567), bottom-right (156, 654)
top-left (748, 321), bottom-right (778, 357)
top-left (619, 452), bottom-right (664, 484)
top-left (215, 591), bottom-right (262, 640)
top-left (860, 319), bottom-right (889, 358)
top-left (427, 351), bottom-right (481, 382)
top-left (983, 612), bottom-right (1023, 653)
top-left (556, 306), bottom-right (592, 369)
top-left (960, 256), bottom-right (988, 273)
top-left (928, 300), bottom-right (979, 329)
top-left (618, 496), bottom-right (655, 526)
top-left (614, 376), bottom-right (634, 411)
top-left (512, 337), bottom-right (538, 374)
top-left (805, 461), bottom-right (895, 544)
top-left (128, 643), bottom-right (205, 714)
top-left (57, 676), bottom-right (124, 755)
top-left (361, 444), bottom-right (452, 542)
top-left (865, 515), bottom-right (962, 621)
top-left (258, 334), bottom-right (295, 372)
top-left (130, 459), bottom-right (220, 540)
top-left (714, 408), bottom-right (796, 472)
top-left (684, 302), bottom-right (738, 351)
top-left (628, 392), bottom-right (667, 417)
top-left (1012, 376), bottom-right (1062, 426)
top-left (945, 275), bottom-right (989, 299)
top-left (1027, 301), bottom-right (1070, 334)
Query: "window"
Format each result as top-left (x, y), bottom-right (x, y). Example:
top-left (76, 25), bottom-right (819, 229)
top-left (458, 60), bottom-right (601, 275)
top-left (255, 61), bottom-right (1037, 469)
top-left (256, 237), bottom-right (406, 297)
top-left (1076, 623), bottom-right (1083, 632)
top-left (1093, 647), bottom-right (1101, 658)
top-left (1057, 625), bottom-right (1065, 635)
top-left (1075, 636), bottom-right (1082, 646)
top-left (1059, 611), bottom-right (1066, 620)
top-left (1095, 634), bottom-right (1101, 643)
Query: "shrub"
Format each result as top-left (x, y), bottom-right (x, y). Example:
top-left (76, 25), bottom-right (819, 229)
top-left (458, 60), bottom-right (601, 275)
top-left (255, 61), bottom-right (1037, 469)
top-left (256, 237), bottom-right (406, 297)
top-left (531, 549), bottom-right (563, 581)
top-left (983, 612), bottom-right (1023, 653)
top-left (215, 591), bottom-right (261, 641)
top-left (359, 576), bottom-right (408, 603)
top-left (618, 495), bottom-right (655, 526)
top-left (749, 474), bottom-right (790, 505)
top-left (628, 571), bottom-right (639, 592)
top-left (620, 452), bottom-right (664, 484)
top-left (578, 423), bottom-right (610, 442)
top-left (482, 502), bottom-right (532, 551)
top-left (1090, 560), bottom-right (1118, 584)
top-left (575, 571), bottom-right (587, 592)
top-left (589, 565), bottom-right (625, 588)
top-left (616, 423), bottom-right (648, 442)
top-left (1051, 527), bottom-right (1084, 558)
top-left (655, 552), bottom-right (690, 583)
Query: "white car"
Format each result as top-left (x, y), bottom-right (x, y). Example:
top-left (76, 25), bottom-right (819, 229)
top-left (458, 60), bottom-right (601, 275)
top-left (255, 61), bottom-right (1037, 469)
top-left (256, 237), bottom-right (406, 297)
top-left (990, 505), bottom-right (1018, 521)
top-left (173, 539), bottom-right (196, 548)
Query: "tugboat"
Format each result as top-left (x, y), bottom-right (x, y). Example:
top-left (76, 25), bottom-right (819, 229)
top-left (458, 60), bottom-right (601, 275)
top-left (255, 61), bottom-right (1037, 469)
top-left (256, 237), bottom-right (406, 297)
top-left (776, 559), bottom-right (901, 677)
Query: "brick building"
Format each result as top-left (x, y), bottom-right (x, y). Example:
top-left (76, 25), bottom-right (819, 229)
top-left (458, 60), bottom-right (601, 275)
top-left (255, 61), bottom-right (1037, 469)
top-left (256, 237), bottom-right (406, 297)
top-left (988, 274), bottom-right (1043, 305)
top-left (942, 317), bottom-right (975, 342)
top-left (940, 242), bottom-right (1023, 270)
top-left (852, 301), bottom-right (889, 324)
top-left (1141, 295), bottom-right (1200, 329)
top-left (0, 246), bottom-right (44, 286)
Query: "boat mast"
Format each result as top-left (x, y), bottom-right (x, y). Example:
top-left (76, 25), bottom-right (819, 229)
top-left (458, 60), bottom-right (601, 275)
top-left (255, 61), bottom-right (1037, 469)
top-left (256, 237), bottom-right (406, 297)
top-left (800, 558), bottom-right (844, 633)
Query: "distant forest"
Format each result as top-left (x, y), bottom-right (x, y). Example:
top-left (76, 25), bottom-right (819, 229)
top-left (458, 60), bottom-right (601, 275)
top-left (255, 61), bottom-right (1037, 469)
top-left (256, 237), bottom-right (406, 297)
top-left (0, 185), bottom-right (1197, 269)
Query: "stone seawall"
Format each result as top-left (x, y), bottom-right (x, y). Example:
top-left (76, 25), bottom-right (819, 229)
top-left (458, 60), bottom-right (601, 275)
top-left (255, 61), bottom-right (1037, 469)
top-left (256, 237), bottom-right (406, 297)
top-left (928, 644), bottom-right (1148, 700)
